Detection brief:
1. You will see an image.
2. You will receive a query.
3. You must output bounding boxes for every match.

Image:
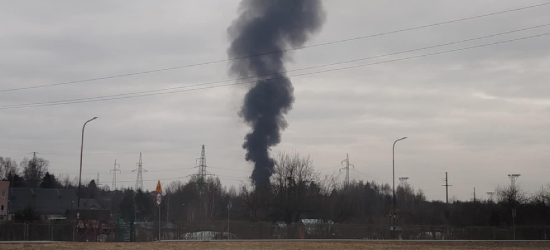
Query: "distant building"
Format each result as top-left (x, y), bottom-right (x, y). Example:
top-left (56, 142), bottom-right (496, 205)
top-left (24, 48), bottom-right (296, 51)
top-left (0, 181), bottom-right (9, 220)
top-left (8, 187), bottom-right (102, 221)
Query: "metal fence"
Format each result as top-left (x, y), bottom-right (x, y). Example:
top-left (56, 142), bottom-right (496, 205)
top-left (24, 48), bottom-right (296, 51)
top-left (0, 223), bottom-right (74, 241)
top-left (153, 222), bottom-right (550, 241)
top-left (1, 222), bottom-right (549, 241)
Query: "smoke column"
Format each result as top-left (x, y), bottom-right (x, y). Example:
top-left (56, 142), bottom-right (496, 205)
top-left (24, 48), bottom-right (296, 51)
top-left (228, 0), bottom-right (325, 188)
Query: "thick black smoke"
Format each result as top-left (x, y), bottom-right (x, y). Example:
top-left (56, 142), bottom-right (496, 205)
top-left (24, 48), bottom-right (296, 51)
top-left (228, 0), bottom-right (325, 188)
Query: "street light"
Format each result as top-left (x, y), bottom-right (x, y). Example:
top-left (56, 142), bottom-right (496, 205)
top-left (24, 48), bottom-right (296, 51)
top-left (227, 201), bottom-right (232, 240)
top-left (77, 117), bottom-right (98, 217)
top-left (392, 136), bottom-right (407, 239)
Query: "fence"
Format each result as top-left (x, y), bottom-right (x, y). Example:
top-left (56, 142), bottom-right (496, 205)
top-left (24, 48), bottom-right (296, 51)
top-left (152, 222), bottom-right (550, 241)
top-left (1, 222), bottom-right (549, 241)
top-left (0, 223), bottom-right (74, 241)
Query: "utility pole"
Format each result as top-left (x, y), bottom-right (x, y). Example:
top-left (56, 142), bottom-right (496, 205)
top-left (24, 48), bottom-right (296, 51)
top-left (227, 201), bottom-right (232, 239)
top-left (110, 160), bottom-right (121, 191)
top-left (473, 187), bottom-right (476, 202)
top-left (340, 154), bottom-right (354, 188)
top-left (96, 172), bottom-right (100, 186)
top-left (442, 172), bottom-right (452, 204)
top-left (166, 195), bottom-right (169, 222)
top-left (508, 174), bottom-right (520, 240)
top-left (392, 136), bottom-right (407, 239)
top-left (77, 116), bottom-right (98, 241)
top-left (133, 153), bottom-right (147, 191)
top-left (398, 177), bottom-right (410, 212)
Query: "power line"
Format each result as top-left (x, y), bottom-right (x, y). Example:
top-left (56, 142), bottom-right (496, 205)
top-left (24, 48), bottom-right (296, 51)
top-left (1, 25), bottom-right (547, 109)
top-left (1, 144), bottom-right (225, 156)
top-left (148, 166), bottom-right (196, 173)
top-left (351, 168), bottom-right (382, 181)
top-left (209, 166), bottom-right (250, 173)
top-left (81, 145), bottom-right (202, 155)
top-left (117, 175), bottom-right (189, 183)
top-left (48, 165), bottom-right (197, 176)
top-left (5, 23), bottom-right (550, 107)
top-left (2, 30), bottom-right (550, 110)
top-left (217, 175), bottom-right (249, 180)
top-left (1, 2), bottom-right (549, 93)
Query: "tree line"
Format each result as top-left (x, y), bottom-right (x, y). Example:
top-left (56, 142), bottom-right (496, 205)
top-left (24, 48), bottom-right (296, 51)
top-left (1, 153), bottom-right (549, 228)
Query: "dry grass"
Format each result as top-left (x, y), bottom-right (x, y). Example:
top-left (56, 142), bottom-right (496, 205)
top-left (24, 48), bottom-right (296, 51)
top-left (1, 241), bottom-right (550, 250)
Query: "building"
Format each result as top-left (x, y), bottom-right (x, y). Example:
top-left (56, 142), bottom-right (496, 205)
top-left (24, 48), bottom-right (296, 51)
top-left (0, 180), bottom-right (9, 220)
top-left (8, 187), bottom-right (102, 221)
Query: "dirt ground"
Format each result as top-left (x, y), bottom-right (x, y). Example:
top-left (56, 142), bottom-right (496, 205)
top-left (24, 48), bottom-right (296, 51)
top-left (1, 241), bottom-right (550, 250)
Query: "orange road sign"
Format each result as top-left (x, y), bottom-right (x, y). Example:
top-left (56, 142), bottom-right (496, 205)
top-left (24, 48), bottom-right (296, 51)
top-left (156, 180), bottom-right (162, 194)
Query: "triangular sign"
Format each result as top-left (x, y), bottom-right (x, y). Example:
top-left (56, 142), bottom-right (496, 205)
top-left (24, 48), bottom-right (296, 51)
top-left (155, 180), bottom-right (162, 194)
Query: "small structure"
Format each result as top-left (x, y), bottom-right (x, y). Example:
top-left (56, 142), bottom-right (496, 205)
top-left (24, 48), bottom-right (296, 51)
top-left (68, 209), bottom-right (113, 242)
top-left (8, 188), bottom-right (78, 220)
top-left (0, 181), bottom-right (9, 221)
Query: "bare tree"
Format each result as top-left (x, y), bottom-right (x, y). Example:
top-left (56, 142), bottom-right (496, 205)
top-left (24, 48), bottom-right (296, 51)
top-left (20, 157), bottom-right (49, 188)
top-left (0, 156), bottom-right (18, 180)
top-left (496, 184), bottom-right (527, 207)
top-left (271, 152), bottom-right (319, 224)
top-left (0, 157), bottom-right (4, 179)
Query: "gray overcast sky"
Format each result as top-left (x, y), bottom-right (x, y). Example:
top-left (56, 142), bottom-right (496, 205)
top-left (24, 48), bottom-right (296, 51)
top-left (1, 0), bottom-right (549, 201)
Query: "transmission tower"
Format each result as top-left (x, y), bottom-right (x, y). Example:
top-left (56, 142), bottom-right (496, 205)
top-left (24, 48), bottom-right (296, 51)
top-left (30, 151), bottom-right (39, 159)
top-left (193, 145), bottom-right (212, 194)
top-left (110, 159), bottom-right (121, 191)
top-left (442, 172), bottom-right (452, 204)
top-left (508, 174), bottom-right (521, 188)
top-left (399, 177), bottom-right (409, 186)
top-left (340, 154), bottom-right (354, 188)
top-left (486, 191), bottom-right (495, 201)
top-left (508, 174), bottom-right (520, 240)
top-left (133, 153), bottom-right (147, 190)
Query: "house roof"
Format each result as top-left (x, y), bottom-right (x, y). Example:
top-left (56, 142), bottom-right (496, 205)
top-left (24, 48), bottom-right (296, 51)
top-left (9, 188), bottom-right (102, 214)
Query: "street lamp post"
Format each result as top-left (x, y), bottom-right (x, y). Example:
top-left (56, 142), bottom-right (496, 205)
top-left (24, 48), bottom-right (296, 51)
top-left (227, 201), bottom-right (232, 240)
top-left (77, 117), bottom-right (98, 219)
top-left (392, 136), bottom-right (407, 239)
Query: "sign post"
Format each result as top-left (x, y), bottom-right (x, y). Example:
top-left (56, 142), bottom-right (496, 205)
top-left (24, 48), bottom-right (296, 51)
top-left (156, 181), bottom-right (162, 242)
top-left (227, 201), bottom-right (232, 239)
top-left (512, 208), bottom-right (517, 240)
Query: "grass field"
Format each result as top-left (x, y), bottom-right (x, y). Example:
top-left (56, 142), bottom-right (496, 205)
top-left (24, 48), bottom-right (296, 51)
top-left (1, 241), bottom-right (550, 250)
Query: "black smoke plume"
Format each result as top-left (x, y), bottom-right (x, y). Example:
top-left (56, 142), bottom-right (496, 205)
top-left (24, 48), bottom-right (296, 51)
top-left (228, 0), bottom-right (325, 188)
